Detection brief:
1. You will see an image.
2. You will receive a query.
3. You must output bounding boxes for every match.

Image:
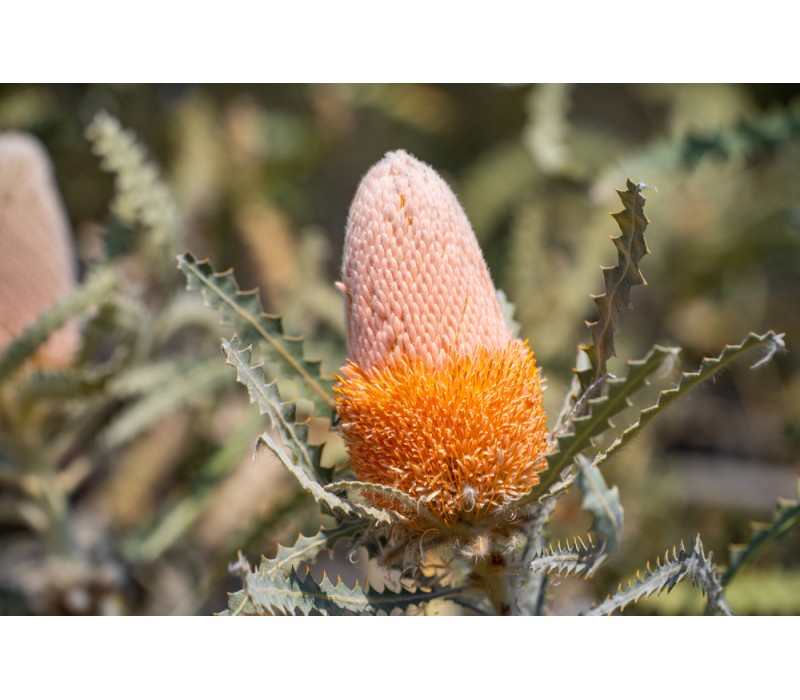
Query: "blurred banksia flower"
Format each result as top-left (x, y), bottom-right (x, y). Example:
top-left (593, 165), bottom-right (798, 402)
top-left (334, 151), bottom-right (548, 525)
top-left (0, 133), bottom-right (79, 366)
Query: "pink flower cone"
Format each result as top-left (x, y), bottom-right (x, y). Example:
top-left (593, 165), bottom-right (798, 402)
top-left (335, 151), bottom-right (548, 525)
top-left (0, 133), bottom-right (79, 367)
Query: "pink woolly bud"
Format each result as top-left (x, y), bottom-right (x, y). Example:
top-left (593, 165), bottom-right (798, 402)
top-left (340, 150), bottom-right (511, 370)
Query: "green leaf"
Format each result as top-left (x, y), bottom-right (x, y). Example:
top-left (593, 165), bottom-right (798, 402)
top-left (226, 553), bottom-right (458, 616)
top-left (639, 569), bottom-right (800, 616)
top-left (0, 267), bottom-right (115, 383)
top-left (593, 331), bottom-right (786, 471)
top-left (586, 536), bottom-right (731, 616)
top-left (723, 479), bottom-right (800, 587)
top-left (177, 252), bottom-right (335, 416)
top-left (576, 455), bottom-right (624, 554)
top-left (579, 179), bottom-right (651, 394)
top-left (511, 344), bottom-right (678, 507)
top-left (223, 336), bottom-right (397, 526)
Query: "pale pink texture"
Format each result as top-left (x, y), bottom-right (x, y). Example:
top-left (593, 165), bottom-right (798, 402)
top-left (0, 133), bottom-right (79, 365)
top-left (340, 150), bottom-right (511, 370)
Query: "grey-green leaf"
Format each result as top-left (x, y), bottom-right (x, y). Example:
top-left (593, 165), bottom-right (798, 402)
top-left (177, 252), bottom-right (335, 416)
top-left (576, 455), bottom-right (623, 554)
top-left (586, 536), bottom-right (731, 616)
top-left (223, 336), bottom-right (397, 525)
top-left (511, 344), bottom-right (678, 507)
top-left (593, 331), bottom-right (786, 471)
top-left (226, 554), bottom-right (455, 616)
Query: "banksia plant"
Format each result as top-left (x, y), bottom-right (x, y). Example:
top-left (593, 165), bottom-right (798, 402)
top-left (0, 133), bottom-right (79, 367)
top-left (178, 148), bottom-right (789, 616)
top-left (334, 151), bottom-right (549, 525)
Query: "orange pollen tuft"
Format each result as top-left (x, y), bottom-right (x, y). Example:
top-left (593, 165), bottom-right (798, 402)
top-left (334, 340), bottom-right (549, 525)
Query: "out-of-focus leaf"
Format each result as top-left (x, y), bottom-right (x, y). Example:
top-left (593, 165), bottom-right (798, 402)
top-left (0, 268), bottom-right (115, 383)
top-left (100, 355), bottom-right (229, 448)
top-left (86, 112), bottom-right (181, 273)
top-left (723, 479), bottom-right (800, 586)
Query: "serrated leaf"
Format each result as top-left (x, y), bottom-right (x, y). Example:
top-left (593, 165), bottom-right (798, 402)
top-left (579, 180), bottom-right (650, 394)
top-left (586, 535), bottom-right (731, 616)
top-left (0, 268), bottom-right (115, 383)
top-left (227, 553), bottom-right (455, 616)
top-left (325, 480), bottom-right (440, 526)
top-left (510, 345), bottom-right (678, 508)
top-left (177, 252), bottom-right (334, 416)
top-left (268, 523), bottom-right (366, 577)
top-left (525, 534), bottom-right (606, 578)
top-left (86, 111), bottom-right (180, 278)
top-left (223, 336), bottom-right (397, 526)
top-left (576, 455), bottom-right (623, 554)
top-left (593, 331), bottom-right (786, 471)
top-left (723, 479), bottom-right (800, 587)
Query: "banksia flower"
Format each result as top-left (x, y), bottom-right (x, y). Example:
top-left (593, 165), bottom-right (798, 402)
top-left (0, 133), bottom-right (79, 367)
top-left (334, 151), bottom-right (548, 525)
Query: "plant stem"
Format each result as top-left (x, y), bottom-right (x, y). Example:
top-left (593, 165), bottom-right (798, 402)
top-left (472, 556), bottom-right (518, 615)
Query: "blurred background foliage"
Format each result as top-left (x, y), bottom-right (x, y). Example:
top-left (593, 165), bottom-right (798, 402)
top-left (0, 84), bottom-right (798, 615)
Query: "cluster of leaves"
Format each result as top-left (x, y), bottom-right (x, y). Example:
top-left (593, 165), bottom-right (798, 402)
top-left (2, 85), bottom-right (798, 615)
top-left (180, 179), bottom-right (791, 615)
top-left (0, 114), bottom-right (313, 614)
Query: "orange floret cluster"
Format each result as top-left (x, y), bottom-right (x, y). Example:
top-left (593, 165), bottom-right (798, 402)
top-left (335, 340), bottom-right (548, 525)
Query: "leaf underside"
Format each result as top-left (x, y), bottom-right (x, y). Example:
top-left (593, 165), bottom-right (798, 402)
top-left (576, 456), bottom-right (624, 555)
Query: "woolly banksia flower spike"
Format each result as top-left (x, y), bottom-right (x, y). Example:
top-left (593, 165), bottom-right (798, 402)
top-left (0, 133), bottom-right (79, 367)
top-left (334, 151), bottom-right (549, 526)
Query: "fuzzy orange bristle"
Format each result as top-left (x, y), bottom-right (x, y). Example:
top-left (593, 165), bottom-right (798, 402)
top-left (334, 340), bottom-right (548, 525)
